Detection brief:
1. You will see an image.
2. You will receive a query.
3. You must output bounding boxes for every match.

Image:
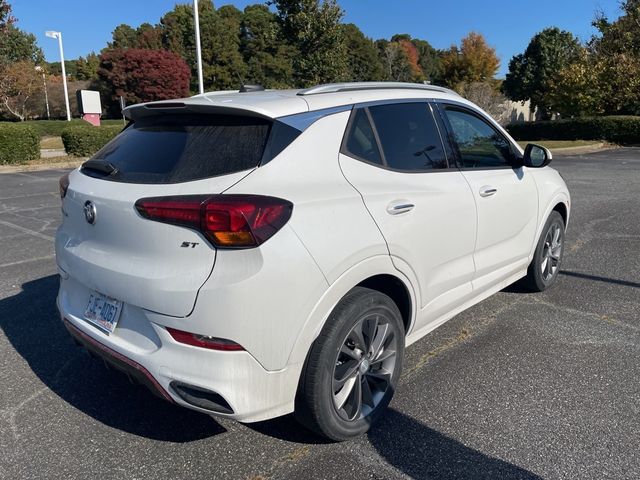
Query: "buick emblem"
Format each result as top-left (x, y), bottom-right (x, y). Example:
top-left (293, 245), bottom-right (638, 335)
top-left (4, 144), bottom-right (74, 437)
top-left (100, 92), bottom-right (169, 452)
top-left (83, 200), bottom-right (97, 225)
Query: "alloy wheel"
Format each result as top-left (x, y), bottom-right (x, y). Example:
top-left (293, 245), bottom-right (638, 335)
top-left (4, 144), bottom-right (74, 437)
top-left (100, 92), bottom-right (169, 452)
top-left (541, 223), bottom-right (563, 282)
top-left (332, 314), bottom-right (398, 422)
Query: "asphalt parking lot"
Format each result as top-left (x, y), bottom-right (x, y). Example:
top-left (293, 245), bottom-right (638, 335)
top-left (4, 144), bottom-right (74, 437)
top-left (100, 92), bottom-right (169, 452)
top-left (0, 148), bottom-right (639, 480)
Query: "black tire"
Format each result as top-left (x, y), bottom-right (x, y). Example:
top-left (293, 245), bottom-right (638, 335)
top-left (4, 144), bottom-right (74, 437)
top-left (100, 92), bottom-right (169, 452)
top-left (295, 287), bottom-right (405, 441)
top-left (523, 211), bottom-right (565, 292)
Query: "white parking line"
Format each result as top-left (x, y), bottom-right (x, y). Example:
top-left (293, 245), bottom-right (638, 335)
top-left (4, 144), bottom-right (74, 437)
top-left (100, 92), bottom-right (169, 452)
top-left (0, 255), bottom-right (55, 269)
top-left (0, 192), bottom-right (58, 201)
top-left (0, 219), bottom-right (54, 241)
top-left (11, 172), bottom-right (54, 181)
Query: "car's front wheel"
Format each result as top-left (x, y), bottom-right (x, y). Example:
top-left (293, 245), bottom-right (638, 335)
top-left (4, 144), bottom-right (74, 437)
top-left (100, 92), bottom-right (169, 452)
top-left (295, 287), bottom-right (404, 441)
top-left (523, 210), bottom-right (565, 292)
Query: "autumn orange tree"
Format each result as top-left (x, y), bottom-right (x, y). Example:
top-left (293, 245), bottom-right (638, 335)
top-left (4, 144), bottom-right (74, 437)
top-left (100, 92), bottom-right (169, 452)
top-left (0, 60), bottom-right (42, 120)
top-left (439, 32), bottom-right (499, 89)
top-left (397, 38), bottom-right (422, 80)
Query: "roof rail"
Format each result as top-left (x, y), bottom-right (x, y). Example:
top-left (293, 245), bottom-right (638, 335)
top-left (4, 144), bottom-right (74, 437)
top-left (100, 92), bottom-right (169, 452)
top-left (297, 82), bottom-right (458, 96)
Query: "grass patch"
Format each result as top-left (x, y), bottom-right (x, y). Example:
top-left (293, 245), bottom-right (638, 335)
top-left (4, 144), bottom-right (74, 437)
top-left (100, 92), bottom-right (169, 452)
top-left (517, 140), bottom-right (603, 150)
top-left (28, 155), bottom-right (86, 166)
top-left (40, 136), bottom-right (64, 150)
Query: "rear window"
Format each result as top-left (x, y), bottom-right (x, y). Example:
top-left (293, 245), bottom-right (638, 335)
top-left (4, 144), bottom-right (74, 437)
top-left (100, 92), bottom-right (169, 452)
top-left (82, 114), bottom-right (297, 184)
top-left (368, 103), bottom-right (447, 171)
top-left (343, 109), bottom-right (382, 165)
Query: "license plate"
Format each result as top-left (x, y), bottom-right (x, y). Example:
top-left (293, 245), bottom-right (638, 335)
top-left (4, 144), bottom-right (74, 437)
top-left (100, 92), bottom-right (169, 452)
top-left (84, 292), bottom-right (122, 334)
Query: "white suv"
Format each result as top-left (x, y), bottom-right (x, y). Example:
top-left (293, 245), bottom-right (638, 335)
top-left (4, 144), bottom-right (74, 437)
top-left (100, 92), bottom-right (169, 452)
top-left (56, 82), bottom-right (570, 440)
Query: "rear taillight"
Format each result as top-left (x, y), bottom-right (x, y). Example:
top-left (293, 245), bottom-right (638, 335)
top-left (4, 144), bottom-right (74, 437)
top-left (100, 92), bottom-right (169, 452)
top-left (166, 327), bottom-right (244, 351)
top-left (134, 194), bottom-right (293, 249)
top-left (59, 172), bottom-right (70, 199)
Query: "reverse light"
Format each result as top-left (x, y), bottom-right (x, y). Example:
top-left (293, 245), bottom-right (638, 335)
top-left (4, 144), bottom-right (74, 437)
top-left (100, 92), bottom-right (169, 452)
top-left (166, 327), bottom-right (245, 351)
top-left (135, 194), bottom-right (293, 249)
top-left (59, 172), bottom-right (70, 199)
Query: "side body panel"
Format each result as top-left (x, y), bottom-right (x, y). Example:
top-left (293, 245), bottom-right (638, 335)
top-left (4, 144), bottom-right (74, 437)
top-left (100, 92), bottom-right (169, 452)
top-left (339, 154), bottom-right (477, 330)
top-left (460, 167), bottom-right (539, 292)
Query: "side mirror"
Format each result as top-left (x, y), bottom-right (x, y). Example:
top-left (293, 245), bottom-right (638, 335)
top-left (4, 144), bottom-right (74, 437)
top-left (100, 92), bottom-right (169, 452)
top-left (523, 143), bottom-right (552, 168)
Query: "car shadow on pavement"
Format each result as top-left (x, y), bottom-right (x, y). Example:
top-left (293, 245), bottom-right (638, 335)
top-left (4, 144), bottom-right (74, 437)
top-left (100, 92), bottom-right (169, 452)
top-left (560, 270), bottom-right (640, 289)
top-left (0, 274), bottom-right (226, 442)
top-left (248, 414), bottom-right (333, 444)
top-left (368, 409), bottom-right (541, 479)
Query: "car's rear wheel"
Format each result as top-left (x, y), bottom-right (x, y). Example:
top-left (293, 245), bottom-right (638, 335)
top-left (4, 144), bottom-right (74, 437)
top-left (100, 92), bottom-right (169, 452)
top-left (523, 211), bottom-right (565, 292)
top-left (295, 287), bottom-right (404, 441)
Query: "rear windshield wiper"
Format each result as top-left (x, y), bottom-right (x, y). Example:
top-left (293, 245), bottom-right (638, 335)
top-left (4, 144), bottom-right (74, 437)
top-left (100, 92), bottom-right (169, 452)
top-left (81, 159), bottom-right (119, 176)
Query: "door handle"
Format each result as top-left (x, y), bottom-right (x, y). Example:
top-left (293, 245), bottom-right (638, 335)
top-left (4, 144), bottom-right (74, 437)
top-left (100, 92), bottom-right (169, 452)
top-left (387, 202), bottom-right (415, 215)
top-left (479, 186), bottom-right (498, 197)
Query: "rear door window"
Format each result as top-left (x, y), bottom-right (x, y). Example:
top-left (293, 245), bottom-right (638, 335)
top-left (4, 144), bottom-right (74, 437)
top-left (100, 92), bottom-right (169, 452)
top-left (368, 103), bottom-right (448, 171)
top-left (82, 114), bottom-right (287, 184)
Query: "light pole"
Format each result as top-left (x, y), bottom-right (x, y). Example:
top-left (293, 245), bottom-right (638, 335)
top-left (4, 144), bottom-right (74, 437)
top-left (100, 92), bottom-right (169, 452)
top-left (45, 30), bottom-right (71, 121)
top-left (35, 66), bottom-right (50, 120)
top-left (193, 0), bottom-right (204, 94)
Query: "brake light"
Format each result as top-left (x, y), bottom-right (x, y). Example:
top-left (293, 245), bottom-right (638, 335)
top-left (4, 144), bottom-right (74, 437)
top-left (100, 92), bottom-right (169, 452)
top-left (166, 327), bottom-right (244, 351)
top-left (59, 172), bottom-right (70, 199)
top-left (134, 194), bottom-right (293, 249)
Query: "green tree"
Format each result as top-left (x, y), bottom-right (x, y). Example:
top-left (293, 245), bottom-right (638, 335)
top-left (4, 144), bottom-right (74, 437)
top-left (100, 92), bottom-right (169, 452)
top-left (203, 4), bottom-right (247, 89)
top-left (160, 2), bottom-right (246, 92)
top-left (0, 24), bottom-right (44, 66)
top-left (591, 0), bottom-right (640, 57)
top-left (503, 27), bottom-right (581, 119)
top-left (0, 0), bottom-right (14, 31)
top-left (75, 53), bottom-right (100, 81)
top-left (109, 24), bottom-right (138, 49)
top-left (270, 0), bottom-right (347, 86)
top-left (546, 51), bottom-right (606, 117)
top-left (47, 60), bottom-right (78, 78)
top-left (136, 23), bottom-right (163, 50)
top-left (342, 23), bottom-right (384, 82)
top-left (586, 0), bottom-right (640, 114)
top-left (240, 4), bottom-right (295, 87)
top-left (160, 4), bottom-right (197, 65)
top-left (412, 38), bottom-right (440, 82)
top-left (109, 22), bottom-right (162, 50)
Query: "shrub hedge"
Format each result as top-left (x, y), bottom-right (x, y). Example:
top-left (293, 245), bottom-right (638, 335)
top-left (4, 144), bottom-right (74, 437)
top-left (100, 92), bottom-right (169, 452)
top-left (61, 125), bottom-right (122, 157)
top-left (0, 123), bottom-right (40, 164)
top-left (21, 119), bottom-right (124, 137)
top-left (507, 116), bottom-right (640, 144)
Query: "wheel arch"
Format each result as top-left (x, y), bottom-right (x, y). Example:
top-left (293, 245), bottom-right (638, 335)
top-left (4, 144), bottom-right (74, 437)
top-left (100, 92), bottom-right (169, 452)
top-left (529, 192), bottom-right (570, 260)
top-left (287, 255), bottom-right (417, 367)
top-left (357, 274), bottom-right (412, 334)
top-left (552, 201), bottom-right (568, 228)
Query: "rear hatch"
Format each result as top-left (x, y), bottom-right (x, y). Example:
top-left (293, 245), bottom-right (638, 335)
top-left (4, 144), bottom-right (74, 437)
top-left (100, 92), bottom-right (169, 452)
top-left (56, 112), bottom-right (294, 317)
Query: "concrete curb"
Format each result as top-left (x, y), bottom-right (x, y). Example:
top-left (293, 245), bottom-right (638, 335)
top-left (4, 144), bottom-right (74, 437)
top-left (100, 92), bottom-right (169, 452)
top-left (0, 158), bottom-right (85, 174)
top-left (550, 143), bottom-right (618, 156)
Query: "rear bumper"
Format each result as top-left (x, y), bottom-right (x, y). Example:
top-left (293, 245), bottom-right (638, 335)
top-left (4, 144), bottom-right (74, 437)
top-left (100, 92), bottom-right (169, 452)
top-left (63, 318), bottom-right (174, 403)
top-left (57, 288), bottom-right (301, 423)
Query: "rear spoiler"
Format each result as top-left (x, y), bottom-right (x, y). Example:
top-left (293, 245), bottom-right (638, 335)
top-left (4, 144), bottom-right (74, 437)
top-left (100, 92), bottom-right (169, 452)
top-left (123, 101), bottom-right (274, 122)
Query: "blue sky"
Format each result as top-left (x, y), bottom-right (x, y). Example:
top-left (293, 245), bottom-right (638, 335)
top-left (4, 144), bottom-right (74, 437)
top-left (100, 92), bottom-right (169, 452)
top-left (12, 0), bottom-right (623, 77)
